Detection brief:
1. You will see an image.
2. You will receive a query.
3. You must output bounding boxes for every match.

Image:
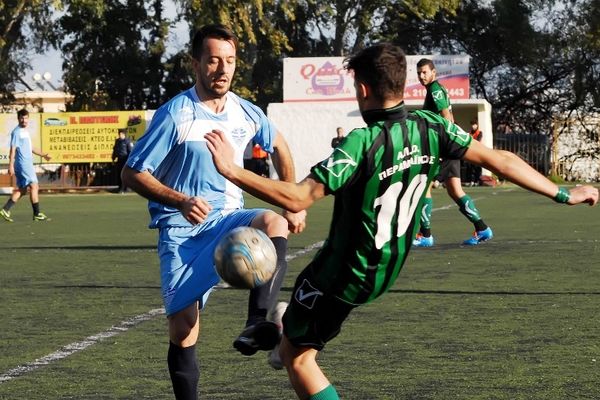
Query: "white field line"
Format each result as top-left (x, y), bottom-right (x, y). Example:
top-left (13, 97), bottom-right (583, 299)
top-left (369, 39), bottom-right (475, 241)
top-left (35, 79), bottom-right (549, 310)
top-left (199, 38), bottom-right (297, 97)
top-left (0, 308), bottom-right (164, 383)
top-left (0, 243), bottom-right (325, 384)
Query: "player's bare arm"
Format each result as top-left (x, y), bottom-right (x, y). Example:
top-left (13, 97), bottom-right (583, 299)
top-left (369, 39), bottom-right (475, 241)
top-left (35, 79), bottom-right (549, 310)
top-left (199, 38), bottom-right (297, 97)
top-left (121, 166), bottom-right (213, 224)
top-left (7, 146), bottom-right (15, 176)
top-left (32, 148), bottom-right (51, 161)
top-left (440, 108), bottom-right (454, 123)
top-left (464, 140), bottom-right (599, 206)
top-left (205, 129), bottom-right (326, 212)
top-left (256, 130), bottom-right (307, 233)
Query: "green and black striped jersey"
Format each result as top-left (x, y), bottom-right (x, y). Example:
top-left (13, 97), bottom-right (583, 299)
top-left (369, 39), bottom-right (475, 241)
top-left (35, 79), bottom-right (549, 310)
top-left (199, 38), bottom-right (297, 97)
top-left (309, 103), bottom-right (471, 305)
top-left (424, 80), bottom-right (452, 114)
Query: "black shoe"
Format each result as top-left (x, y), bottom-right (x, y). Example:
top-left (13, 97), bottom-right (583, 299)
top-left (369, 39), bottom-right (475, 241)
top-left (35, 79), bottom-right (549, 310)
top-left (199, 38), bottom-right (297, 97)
top-left (233, 321), bottom-right (281, 356)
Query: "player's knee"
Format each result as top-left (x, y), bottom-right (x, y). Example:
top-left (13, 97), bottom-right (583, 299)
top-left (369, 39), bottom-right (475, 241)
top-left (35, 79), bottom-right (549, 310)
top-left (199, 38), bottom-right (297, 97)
top-left (280, 340), bottom-right (317, 372)
top-left (168, 307), bottom-right (199, 346)
top-left (253, 210), bottom-right (288, 238)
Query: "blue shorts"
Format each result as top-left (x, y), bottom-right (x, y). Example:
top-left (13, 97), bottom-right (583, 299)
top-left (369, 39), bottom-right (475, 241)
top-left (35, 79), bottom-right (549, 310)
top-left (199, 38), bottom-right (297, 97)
top-left (15, 164), bottom-right (38, 189)
top-left (158, 208), bottom-right (268, 316)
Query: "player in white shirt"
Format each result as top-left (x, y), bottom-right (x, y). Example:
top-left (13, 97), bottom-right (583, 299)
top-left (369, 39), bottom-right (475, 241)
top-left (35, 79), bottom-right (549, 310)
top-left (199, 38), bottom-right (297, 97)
top-left (122, 24), bottom-right (306, 399)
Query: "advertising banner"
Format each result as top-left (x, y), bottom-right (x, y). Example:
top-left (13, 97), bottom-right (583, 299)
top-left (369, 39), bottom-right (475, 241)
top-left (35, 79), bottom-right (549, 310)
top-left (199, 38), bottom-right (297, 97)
top-left (0, 113), bottom-right (43, 164)
top-left (404, 55), bottom-right (470, 100)
top-left (41, 111), bottom-right (146, 163)
top-left (283, 55), bottom-right (469, 102)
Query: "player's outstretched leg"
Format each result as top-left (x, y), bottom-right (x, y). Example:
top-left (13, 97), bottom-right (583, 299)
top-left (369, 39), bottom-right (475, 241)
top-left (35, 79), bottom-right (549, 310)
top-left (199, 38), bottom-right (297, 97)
top-left (268, 301), bottom-right (288, 369)
top-left (280, 337), bottom-right (340, 400)
top-left (234, 232), bottom-right (288, 355)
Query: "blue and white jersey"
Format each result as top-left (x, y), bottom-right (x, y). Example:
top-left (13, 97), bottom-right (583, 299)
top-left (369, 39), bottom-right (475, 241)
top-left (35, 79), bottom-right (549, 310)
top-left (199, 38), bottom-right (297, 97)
top-left (10, 126), bottom-right (34, 173)
top-left (127, 87), bottom-right (277, 228)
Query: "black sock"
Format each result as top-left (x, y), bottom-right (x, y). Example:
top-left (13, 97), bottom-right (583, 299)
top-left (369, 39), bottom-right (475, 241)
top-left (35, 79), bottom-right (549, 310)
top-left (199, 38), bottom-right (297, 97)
top-left (3, 199), bottom-right (15, 211)
top-left (32, 202), bottom-right (40, 215)
top-left (420, 227), bottom-right (432, 237)
top-left (246, 236), bottom-right (288, 326)
top-left (167, 342), bottom-right (199, 400)
top-left (474, 220), bottom-right (488, 232)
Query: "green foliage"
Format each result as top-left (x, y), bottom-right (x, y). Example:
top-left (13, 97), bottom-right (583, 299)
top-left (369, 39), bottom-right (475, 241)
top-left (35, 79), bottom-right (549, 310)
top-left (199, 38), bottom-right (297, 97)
top-left (59, 0), bottom-right (169, 111)
top-left (380, 0), bottom-right (600, 137)
top-left (0, 0), bottom-right (61, 107)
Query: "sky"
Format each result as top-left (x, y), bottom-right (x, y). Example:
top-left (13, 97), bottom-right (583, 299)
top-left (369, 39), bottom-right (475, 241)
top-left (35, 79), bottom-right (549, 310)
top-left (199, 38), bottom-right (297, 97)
top-left (26, 4), bottom-right (188, 92)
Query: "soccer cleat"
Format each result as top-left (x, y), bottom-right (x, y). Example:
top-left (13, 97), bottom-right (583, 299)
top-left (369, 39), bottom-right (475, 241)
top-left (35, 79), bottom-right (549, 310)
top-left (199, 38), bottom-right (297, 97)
top-left (462, 227), bottom-right (493, 245)
top-left (233, 320), bottom-right (280, 356)
top-left (412, 234), bottom-right (434, 247)
top-left (268, 301), bottom-right (288, 370)
top-left (33, 212), bottom-right (50, 221)
top-left (0, 209), bottom-right (14, 222)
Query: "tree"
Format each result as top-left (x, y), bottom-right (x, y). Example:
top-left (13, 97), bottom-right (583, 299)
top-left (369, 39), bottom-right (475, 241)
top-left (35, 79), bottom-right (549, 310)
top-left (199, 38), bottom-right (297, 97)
top-left (0, 0), bottom-right (60, 108)
top-left (59, 0), bottom-right (170, 111)
top-left (380, 0), bottom-right (599, 136)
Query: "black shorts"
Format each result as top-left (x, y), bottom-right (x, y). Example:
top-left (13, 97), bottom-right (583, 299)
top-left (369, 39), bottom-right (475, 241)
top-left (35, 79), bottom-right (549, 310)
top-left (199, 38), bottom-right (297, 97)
top-left (282, 266), bottom-right (355, 351)
top-left (436, 159), bottom-right (461, 182)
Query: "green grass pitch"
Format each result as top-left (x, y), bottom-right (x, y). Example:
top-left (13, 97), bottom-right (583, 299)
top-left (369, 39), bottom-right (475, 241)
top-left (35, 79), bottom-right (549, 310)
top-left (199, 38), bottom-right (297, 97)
top-left (0, 185), bottom-right (598, 399)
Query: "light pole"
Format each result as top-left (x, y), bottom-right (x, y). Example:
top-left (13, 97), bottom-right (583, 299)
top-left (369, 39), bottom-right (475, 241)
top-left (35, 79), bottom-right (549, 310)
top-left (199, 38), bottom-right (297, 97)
top-left (32, 72), bottom-right (58, 91)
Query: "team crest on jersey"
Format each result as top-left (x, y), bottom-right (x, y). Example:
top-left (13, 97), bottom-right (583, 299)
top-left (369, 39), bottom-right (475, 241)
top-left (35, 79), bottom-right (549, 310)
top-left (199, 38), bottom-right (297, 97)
top-left (178, 106), bottom-right (194, 124)
top-left (432, 90), bottom-right (445, 100)
top-left (294, 279), bottom-right (323, 309)
top-left (321, 147), bottom-right (357, 178)
top-left (230, 127), bottom-right (247, 147)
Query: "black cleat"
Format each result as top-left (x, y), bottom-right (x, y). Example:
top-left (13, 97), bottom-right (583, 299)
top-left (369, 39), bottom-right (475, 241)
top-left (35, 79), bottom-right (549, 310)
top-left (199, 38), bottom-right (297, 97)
top-left (233, 321), bottom-right (281, 356)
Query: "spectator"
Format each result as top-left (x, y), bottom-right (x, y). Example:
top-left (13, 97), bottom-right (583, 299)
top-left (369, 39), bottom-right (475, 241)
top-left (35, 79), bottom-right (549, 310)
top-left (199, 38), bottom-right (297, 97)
top-left (112, 128), bottom-right (133, 193)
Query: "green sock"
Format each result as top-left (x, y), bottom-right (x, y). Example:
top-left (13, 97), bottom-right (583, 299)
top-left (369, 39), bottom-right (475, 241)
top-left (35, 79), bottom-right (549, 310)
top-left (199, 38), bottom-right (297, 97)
top-left (457, 195), bottom-right (482, 224)
top-left (420, 197), bottom-right (432, 231)
top-left (309, 385), bottom-right (339, 400)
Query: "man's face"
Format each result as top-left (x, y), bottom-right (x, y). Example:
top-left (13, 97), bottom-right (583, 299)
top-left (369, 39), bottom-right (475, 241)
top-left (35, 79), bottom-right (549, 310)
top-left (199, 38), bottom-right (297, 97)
top-left (194, 37), bottom-right (236, 98)
top-left (417, 65), bottom-right (435, 86)
top-left (18, 114), bottom-right (29, 128)
top-left (471, 123), bottom-right (479, 131)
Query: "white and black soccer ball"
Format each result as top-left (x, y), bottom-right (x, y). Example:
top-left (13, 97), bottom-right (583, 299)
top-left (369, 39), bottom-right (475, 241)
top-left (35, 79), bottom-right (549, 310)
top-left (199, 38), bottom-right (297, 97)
top-left (214, 227), bottom-right (277, 289)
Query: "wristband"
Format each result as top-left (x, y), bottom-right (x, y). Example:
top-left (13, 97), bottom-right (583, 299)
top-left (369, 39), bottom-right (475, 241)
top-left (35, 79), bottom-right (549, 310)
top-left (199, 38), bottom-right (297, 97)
top-left (553, 187), bottom-right (570, 204)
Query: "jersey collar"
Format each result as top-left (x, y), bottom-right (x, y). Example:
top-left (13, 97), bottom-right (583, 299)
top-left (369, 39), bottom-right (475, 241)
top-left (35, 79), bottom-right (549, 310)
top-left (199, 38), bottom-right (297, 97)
top-left (361, 101), bottom-right (407, 125)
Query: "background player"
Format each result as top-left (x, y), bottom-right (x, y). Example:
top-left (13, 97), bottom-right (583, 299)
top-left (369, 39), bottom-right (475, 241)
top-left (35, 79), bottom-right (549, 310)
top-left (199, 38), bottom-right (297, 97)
top-left (205, 43), bottom-right (598, 400)
top-left (122, 24), bottom-right (305, 400)
top-left (413, 58), bottom-right (492, 247)
top-left (0, 108), bottom-right (51, 222)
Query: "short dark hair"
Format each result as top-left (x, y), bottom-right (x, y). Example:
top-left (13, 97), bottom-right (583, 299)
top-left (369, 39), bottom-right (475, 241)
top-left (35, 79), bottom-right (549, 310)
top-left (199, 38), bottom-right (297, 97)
top-left (470, 119), bottom-right (478, 125)
top-left (191, 24), bottom-right (238, 60)
top-left (17, 109), bottom-right (29, 118)
top-left (345, 43), bottom-right (406, 101)
top-left (417, 58), bottom-right (435, 70)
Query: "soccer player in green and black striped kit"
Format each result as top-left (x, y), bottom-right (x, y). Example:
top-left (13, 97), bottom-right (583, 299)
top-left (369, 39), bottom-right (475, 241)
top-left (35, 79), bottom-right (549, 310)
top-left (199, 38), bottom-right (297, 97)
top-left (413, 58), bottom-right (493, 247)
top-left (205, 43), bottom-right (598, 400)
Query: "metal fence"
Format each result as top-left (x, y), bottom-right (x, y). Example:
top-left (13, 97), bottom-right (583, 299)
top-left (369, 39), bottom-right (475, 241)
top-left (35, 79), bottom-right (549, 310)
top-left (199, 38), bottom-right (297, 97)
top-left (493, 133), bottom-right (551, 175)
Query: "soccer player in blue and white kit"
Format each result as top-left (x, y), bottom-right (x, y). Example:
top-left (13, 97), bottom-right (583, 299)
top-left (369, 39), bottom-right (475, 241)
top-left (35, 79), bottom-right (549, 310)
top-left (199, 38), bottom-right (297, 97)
top-left (122, 25), bottom-right (306, 400)
top-left (1, 109), bottom-right (51, 222)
